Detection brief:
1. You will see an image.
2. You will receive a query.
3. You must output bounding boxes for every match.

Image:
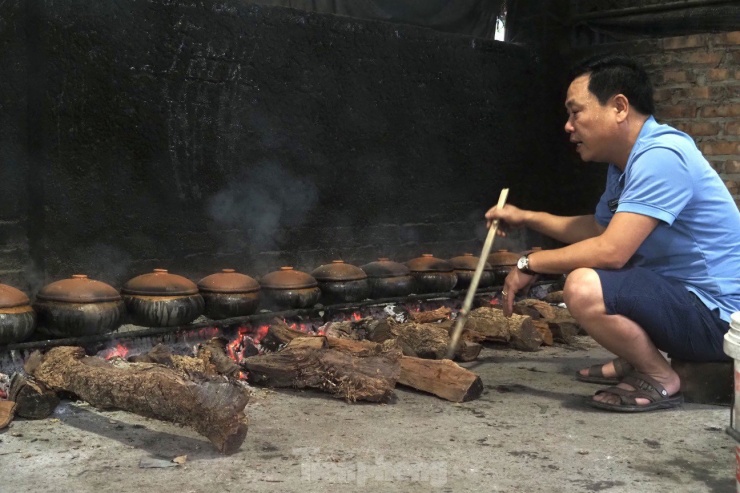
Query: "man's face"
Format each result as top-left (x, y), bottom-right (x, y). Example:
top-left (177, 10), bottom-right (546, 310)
top-left (564, 74), bottom-right (618, 163)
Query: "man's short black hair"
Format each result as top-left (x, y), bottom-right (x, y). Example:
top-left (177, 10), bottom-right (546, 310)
top-left (571, 53), bottom-right (655, 116)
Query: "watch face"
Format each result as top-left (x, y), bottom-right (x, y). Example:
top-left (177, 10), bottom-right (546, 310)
top-left (517, 256), bottom-right (527, 269)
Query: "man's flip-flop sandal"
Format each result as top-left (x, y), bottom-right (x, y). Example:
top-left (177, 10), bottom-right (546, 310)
top-left (588, 371), bottom-right (683, 412)
top-left (575, 357), bottom-right (633, 385)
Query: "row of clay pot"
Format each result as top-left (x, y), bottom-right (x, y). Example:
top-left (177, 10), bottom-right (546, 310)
top-left (0, 249), bottom-right (535, 344)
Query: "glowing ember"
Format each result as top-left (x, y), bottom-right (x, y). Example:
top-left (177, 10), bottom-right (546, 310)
top-left (102, 343), bottom-right (130, 360)
top-left (351, 312), bottom-right (361, 321)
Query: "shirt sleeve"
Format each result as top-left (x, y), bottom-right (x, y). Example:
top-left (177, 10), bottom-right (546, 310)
top-left (594, 165), bottom-right (621, 227)
top-left (617, 146), bottom-right (692, 226)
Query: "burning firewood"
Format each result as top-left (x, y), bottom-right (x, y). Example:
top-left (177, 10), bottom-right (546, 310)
top-left (322, 317), bottom-right (383, 340)
top-left (398, 357), bottom-right (483, 402)
top-left (260, 318), bottom-right (312, 351)
top-left (407, 306), bottom-right (452, 324)
top-left (26, 346), bottom-right (250, 454)
top-left (241, 336), bottom-right (402, 403)
top-left (463, 307), bottom-right (542, 351)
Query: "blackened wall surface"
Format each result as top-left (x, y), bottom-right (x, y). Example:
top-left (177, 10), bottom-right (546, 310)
top-left (3, 0), bottom-right (575, 292)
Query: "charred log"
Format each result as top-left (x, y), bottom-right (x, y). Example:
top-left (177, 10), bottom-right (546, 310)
top-left (8, 373), bottom-right (59, 419)
top-left (28, 346), bottom-right (249, 454)
top-left (242, 336), bottom-right (401, 403)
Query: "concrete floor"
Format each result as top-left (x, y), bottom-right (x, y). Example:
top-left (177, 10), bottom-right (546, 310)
top-left (1, 337), bottom-right (735, 493)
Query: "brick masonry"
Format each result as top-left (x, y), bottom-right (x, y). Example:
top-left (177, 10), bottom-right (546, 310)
top-left (631, 31), bottom-right (740, 209)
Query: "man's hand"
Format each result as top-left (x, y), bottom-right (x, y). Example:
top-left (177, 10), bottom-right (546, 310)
top-left (485, 204), bottom-right (529, 235)
top-left (501, 268), bottom-right (537, 316)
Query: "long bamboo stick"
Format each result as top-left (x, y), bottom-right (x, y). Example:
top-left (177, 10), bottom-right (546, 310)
top-left (446, 188), bottom-right (509, 359)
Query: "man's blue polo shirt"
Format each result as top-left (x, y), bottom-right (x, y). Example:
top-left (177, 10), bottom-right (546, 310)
top-left (595, 116), bottom-right (740, 322)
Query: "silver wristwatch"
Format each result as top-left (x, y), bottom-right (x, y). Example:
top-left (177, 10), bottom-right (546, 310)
top-left (517, 254), bottom-right (537, 275)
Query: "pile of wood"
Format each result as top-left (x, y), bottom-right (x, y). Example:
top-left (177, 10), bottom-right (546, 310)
top-left (0, 295), bottom-right (582, 454)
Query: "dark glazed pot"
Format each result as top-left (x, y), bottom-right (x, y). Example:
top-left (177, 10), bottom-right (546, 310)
top-left (259, 267), bottom-right (321, 310)
top-left (360, 258), bottom-right (413, 299)
top-left (405, 254), bottom-right (458, 294)
top-left (198, 269), bottom-right (261, 320)
top-left (448, 253), bottom-right (496, 289)
top-left (487, 249), bottom-right (519, 285)
top-left (0, 284), bottom-right (36, 344)
top-left (121, 269), bottom-right (204, 327)
top-left (311, 260), bottom-right (370, 304)
top-left (34, 275), bottom-right (124, 338)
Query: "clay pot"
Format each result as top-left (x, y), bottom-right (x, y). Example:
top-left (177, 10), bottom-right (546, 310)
top-left (360, 258), bottom-right (414, 299)
top-left (487, 249), bottom-right (519, 284)
top-left (405, 254), bottom-right (458, 294)
top-left (121, 269), bottom-right (204, 327)
top-left (34, 275), bottom-right (124, 338)
top-left (259, 267), bottom-right (321, 310)
top-left (448, 253), bottom-right (496, 289)
top-left (0, 284), bottom-right (36, 344)
top-left (198, 269), bottom-right (260, 320)
top-left (311, 260), bottom-right (370, 304)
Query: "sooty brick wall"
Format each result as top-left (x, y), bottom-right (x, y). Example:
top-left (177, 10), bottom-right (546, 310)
top-left (1, 0), bottom-right (576, 293)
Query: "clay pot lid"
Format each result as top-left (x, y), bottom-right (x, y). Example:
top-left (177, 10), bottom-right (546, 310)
top-left (36, 275), bottom-right (122, 303)
top-left (361, 258), bottom-right (410, 278)
top-left (260, 267), bottom-right (318, 290)
top-left (487, 249), bottom-right (519, 266)
top-left (0, 284), bottom-right (31, 308)
top-left (449, 253), bottom-right (493, 271)
top-left (121, 269), bottom-right (198, 296)
top-left (311, 260), bottom-right (367, 282)
top-left (197, 269), bottom-right (260, 294)
top-left (405, 254), bottom-right (454, 273)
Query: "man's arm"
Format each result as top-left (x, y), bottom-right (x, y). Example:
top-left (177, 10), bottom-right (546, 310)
top-left (526, 212), bottom-right (659, 274)
top-left (485, 204), bottom-right (605, 244)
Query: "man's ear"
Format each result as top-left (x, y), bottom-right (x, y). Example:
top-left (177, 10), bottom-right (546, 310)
top-left (613, 94), bottom-right (629, 123)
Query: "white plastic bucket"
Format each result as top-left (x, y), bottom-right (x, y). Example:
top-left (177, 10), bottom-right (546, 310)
top-left (723, 312), bottom-right (740, 492)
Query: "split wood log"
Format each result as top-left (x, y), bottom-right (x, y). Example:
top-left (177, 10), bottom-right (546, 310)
top-left (8, 373), bottom-right (59, 419)
top-left (543, 290), bottom-right (564, 303)
top-left (398, 357), bottom-right (483, 402)
top-left (531, 320), bottom-right (554, 346)
top-left (323, 317), bottom-right (382, 340)
top-left (408, 306), bottom-right (452, 324)
top-left (197, 338), bottom-right (241, 379)
top-left (368, 319), bottom-right (450, 359)
top-left (260, 318), bottom-right (313, 351)
top-left (547, 318), bottom-right (580, 343)
top-left (517, 299), bottom-right (582, 342)
top-left (28, 346), bottom-right (249, 454)
top-left (128, 343), bottom-right (217, 376)
top-left (514, 299), bottom-right (557, 320)
top-left (0, 400), bottom-right (16, 429)
top-left (454, 341), bottom-right (483, 362)
top-left (464, 307), bottom-right (542, 351)
top-left (242, 336), bottom-right (401, 403)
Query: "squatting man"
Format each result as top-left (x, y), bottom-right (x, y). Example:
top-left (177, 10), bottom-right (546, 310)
top-left (485, 53), bottom-right (740, 412)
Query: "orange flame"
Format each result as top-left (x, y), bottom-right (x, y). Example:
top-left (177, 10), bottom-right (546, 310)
top-left (103, 343), bottom-right (130, 360)
top-left (351, 312), bottom-right (361, 321)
